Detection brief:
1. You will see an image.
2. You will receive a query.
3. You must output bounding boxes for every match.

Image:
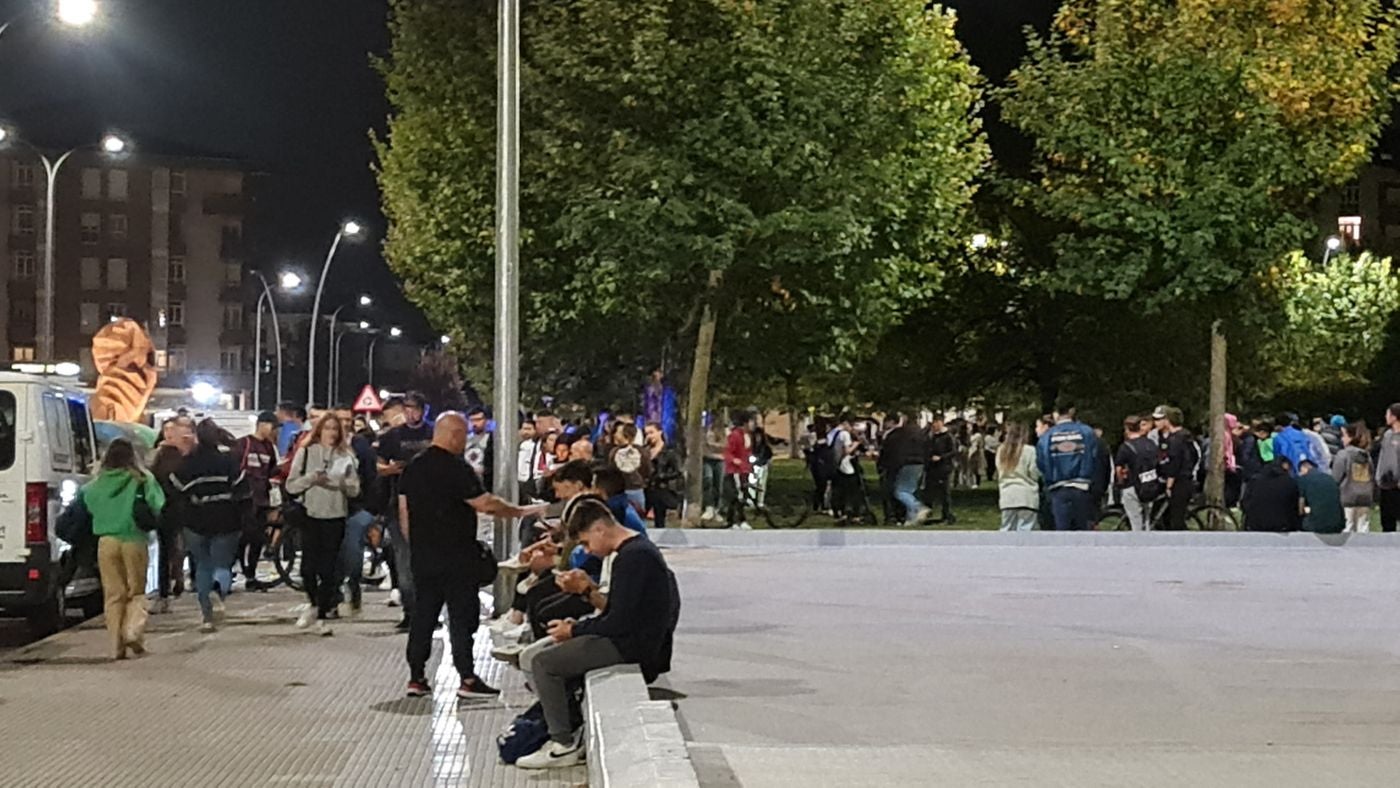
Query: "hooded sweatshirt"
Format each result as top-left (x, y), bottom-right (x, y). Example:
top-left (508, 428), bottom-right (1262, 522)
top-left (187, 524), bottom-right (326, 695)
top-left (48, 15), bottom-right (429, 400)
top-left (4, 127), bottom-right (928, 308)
top-left (83, 468), bottom-right (166, 543)
top-left (1331, 445), bottom-right (1376, 508)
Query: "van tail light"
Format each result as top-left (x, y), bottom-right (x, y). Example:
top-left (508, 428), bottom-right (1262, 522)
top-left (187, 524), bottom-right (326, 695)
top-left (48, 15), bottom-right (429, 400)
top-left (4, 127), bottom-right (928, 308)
top-left (25, 482), bottom-right (47, 543)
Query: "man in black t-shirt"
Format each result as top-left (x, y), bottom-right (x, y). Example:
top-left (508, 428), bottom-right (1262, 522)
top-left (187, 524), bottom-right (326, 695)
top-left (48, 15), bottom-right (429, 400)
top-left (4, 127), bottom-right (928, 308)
top-left (377, 392), bottom-right (434, 630)
top-left (1153, 405), bottom-right (1197, 531)
top-left (1114, 415), bottom-right (1159, 531)
top-left (399, 412), bottom-right (546, 699)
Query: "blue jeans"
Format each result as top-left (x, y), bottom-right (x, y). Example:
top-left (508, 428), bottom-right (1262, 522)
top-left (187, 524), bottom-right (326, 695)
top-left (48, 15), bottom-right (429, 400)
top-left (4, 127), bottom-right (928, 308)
top-left (702, 459), bottom-right (724, 509)
top-left (339, 510), bottom-right (375, 607)
top-left (624, 489), bottom-right (646, 517)
top-left (183, 529), bottom-right (239, 621)
top-left (1049, 488), bottom-right (1093, 531)
top-left (893, 464), bottom-right (926, 523)
top-left (388, 516), bottom-right (415, 616)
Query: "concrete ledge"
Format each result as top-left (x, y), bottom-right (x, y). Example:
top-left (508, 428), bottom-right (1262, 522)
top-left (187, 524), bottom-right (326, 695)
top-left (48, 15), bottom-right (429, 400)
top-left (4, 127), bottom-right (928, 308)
top-left (586, 665), bottom-right (699, 788)
top-left (648, 528), bottom-right (1400, 549)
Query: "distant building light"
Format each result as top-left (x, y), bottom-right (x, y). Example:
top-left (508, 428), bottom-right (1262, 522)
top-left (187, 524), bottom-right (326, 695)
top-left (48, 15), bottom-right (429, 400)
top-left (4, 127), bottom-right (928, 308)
top-left (1338, 215), bottom-right (1362, 245)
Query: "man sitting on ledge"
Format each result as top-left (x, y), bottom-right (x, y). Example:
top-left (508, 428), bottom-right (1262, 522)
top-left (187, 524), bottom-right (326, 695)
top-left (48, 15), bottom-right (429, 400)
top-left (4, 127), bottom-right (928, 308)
top-left (516, 497), bottom-right (680, 770)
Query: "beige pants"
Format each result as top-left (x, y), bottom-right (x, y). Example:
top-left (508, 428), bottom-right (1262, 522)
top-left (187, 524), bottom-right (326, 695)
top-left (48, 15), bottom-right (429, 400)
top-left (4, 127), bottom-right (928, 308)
top-left (1344, 507), bottom-right (1372, 533)
top-left (98, 536), bottom-right (150, 658)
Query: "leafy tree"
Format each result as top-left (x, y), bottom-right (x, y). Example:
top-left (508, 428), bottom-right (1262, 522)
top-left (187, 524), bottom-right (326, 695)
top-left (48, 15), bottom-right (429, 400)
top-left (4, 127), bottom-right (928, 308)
top-left (376, 0), bottom-right (987, 511)
top-left (1000, 0), bottom-right (1398, 500)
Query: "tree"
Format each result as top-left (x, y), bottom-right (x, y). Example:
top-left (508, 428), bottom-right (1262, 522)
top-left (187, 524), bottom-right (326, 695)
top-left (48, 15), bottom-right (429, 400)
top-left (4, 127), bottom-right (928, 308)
top-left (377, 0), bottom-right (987, 513)
top-left (1001, 0), bottom-right (1398, 501)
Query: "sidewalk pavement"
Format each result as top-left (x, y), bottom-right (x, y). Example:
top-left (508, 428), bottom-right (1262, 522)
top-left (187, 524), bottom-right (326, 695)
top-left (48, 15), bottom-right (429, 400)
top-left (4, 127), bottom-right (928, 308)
top-left (0, 583), bottom-right (586, 788)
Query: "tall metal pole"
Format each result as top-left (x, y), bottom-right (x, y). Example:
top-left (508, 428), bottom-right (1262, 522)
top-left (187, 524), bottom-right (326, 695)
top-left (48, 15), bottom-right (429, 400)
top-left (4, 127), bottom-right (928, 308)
top-left (254, 290), bottom-right (267, 411)
top-left (38, 150), bottom-right (74, 362)
top-left (367, 334), bottom-right (380, 387)
top-left (252, 271), bottom-right (286, 406)
top-left (307, 231), bottom-right (344, 408)
top-left (491, 0), bottom-right (522, 603)
top-left (326, 305), bottom-right (346, 406)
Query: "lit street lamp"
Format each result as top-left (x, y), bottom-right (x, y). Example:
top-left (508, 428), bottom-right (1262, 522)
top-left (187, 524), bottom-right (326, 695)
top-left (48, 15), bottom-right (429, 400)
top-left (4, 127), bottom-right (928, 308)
top-left (2, 0), bottom-right (99, 40)
top-left (440, 335), bottom-right (451, 346)
top-left (0, 128), bottom-right (131, 361)
top-left (1323, 235), bottom-right (1343, 266)
top-left (366, 327), bottom-right (403, 387)
top-left (253, 269), bottom-right (299, 410)
top-left (389, 326), bottom-right (403, 338)
top-left (326, 294), bottom-right (372, 405)
top-left (306, 220), bottom-right (364, 407)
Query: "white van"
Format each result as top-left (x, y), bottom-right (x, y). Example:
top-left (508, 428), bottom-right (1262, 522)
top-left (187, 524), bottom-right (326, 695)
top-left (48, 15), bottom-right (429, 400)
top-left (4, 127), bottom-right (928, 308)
top-left (0, 373), bottom-right (100, 636)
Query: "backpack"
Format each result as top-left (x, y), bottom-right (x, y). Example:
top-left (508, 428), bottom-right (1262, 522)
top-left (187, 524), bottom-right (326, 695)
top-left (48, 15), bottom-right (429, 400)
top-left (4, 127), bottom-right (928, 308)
top-left (613, 444), bottom-right (643, 474)
top-left (496, 704), bottom-right (550, 765)
top-left (132, 478), bottom-right (160, 532)
top-left (56, 492), bottom-right (93, 544)
top-left (1125, 441), bottom-right (1165, 503)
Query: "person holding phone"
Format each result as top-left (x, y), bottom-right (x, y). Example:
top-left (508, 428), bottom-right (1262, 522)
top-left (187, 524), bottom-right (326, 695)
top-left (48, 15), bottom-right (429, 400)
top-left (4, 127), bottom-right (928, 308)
top-left (286, 412), bottom-right (361, 636)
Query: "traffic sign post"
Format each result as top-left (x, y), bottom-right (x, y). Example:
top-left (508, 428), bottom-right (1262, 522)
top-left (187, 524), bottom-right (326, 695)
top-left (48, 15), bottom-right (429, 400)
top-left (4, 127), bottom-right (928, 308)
top-left (352, 384), bottom-right (384, 413)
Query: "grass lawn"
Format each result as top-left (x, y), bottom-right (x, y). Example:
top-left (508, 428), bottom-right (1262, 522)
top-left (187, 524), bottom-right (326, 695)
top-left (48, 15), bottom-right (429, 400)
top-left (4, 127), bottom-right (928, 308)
top-left (752, 458), bottom-right (1003, 531)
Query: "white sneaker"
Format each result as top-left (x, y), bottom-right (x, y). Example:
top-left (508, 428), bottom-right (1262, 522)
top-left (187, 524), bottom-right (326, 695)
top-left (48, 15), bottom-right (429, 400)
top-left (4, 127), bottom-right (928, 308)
top-left (387, 588), bottom-right (402, 608)
top-left (198, 621), bottom-right (216, 634)
top-left (211, 595), bottom-right (226, 622)
top-left (378, 575), bottom-right (393, 591)
top-left (701, 507), bottom-right (717, 521)
top-left (516, 737), bottom-right (585, 769)
top-left (316, 620), bottom-right (333, 637)
top-left (732, 521), bottom-right (752, 531)
top-left (296, 607), bottom-right (316, 629)
top-left (338, 601), bottom-right (356, 619)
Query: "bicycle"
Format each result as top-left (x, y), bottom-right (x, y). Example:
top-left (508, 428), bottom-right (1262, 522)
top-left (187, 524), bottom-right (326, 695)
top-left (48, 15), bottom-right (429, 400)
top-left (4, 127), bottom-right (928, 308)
top-left (1096, 492), bottom-right (1238, 532)
top-left (754, 468), bottom-right (882, 529)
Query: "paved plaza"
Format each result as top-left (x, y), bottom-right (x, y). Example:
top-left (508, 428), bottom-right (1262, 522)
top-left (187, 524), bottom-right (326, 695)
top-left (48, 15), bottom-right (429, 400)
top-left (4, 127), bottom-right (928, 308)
top-left (0, 585), bottom-right (585, 788)
top-left (663, 540), bottom-right (1400, 787)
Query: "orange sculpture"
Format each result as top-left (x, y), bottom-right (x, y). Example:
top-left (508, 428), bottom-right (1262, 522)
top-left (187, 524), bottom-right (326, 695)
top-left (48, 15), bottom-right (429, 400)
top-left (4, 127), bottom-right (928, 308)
top-left (90, 318), bottom-right (159, 423)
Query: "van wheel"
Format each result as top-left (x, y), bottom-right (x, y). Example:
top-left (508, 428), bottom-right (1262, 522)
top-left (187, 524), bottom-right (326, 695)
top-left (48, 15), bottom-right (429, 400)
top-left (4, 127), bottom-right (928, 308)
top-left (25, 587), bottom-right (67, 639)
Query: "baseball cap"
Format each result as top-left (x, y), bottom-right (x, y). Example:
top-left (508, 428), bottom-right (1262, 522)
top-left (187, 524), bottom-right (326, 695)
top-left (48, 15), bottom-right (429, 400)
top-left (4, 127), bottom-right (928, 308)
top-left (1151, 406), bottom-right (1168, 420)
top-left (1330, 414), bottom-right (1347, 428)
top-left (256, 411), bottom-right (278, 424)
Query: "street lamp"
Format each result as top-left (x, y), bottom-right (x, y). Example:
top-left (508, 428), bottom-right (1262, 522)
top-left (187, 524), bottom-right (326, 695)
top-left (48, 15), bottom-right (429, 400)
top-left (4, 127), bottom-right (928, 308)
top-left (252, 269), bottom-right (299, 410)
top-left (1323, 235), bottom-right (1343, 266)
top-left (366, 327), bottom-right (402, 387)
top-left (389, 326), bottom-right (403, 338)
top-left (358, 294), bottom-right (373, 307)
top-left (971, 233), bottom-right (990, 250)
top-left (56, 0), bottom-right (99, 27)
top-left (306, 220), bottom-right (364, 407)
top-left (440, 335), bottom-right (451, 346)
top-left (326, 293), bottom-right (373, 405)
top-left (0, 128), bottom-right (132, 361)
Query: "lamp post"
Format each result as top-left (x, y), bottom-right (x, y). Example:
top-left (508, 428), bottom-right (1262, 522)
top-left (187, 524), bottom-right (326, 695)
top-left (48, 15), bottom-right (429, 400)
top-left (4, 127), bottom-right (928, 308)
top-left (252, 270), bottom-right (299, 411)
top-left (325, 293), bottom-right (371, 407)
top-left (306, 220), bottom-right (362, 408)
top-left (493, 0), bottom-right (523, 589)
top-left (0, 130), bottom-right (131, 362)
top-left (366, 326), bottom-right (402, 387)
top-left (1323, 235), bottom-right (1343, 267)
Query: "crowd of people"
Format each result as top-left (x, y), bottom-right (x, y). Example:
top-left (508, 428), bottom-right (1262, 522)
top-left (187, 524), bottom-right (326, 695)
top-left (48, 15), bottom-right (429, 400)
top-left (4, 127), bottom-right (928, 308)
top-left (66, 391), bottom-right (683, 772)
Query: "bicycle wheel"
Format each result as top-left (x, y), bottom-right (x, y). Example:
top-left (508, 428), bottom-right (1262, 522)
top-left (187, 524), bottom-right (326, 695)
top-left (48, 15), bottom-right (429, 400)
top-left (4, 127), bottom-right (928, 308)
top-left (1094, 508), bottom-right (1131, 531)
top-left (1189, 504), bottom-right (1238, 532)
top-left (274, 523), bottom-right (305, 591)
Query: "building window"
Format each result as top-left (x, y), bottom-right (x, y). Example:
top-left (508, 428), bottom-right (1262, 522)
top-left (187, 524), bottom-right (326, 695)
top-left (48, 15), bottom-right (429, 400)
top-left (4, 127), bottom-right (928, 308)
top-left (80, 212), bottom-right (101, 244)
top-left (11, 250), bottom-right (35, 280)
top-left (107, 169), bottom-right (128, 201)
top-left (11, 346), bottom-right (35, 362)
top-left (107, 258), bottom-right (128, 291)
top-left (11, 162), bottom-right (34, 189)
top-left (169, 301), bottom-right (185, 326)
top-left (220, 348), bottom-right (241, 371)
top-left (154, 350), bottom-right (168, 369)
top-left (223, 303), bottom-right (243, 330)
top-left (109, 214), bottom-right (128, 240)
top-left (80, 302), bottom-right (99, 330)
top-left (224, 262), bottom-right (241, 285)
top-left (1341, 184), bottom-right (1362, 215)
top-left (81, 258), bottom-right (101, 290)
top-left (104, 302), bottom-right (127, 322)
top-left (81, 168), bottom-right (101, 200)
top-left (169, 256), bottom-right (186, 284)
top-left (168, 347), bottom-right (186, 371)
top-left (170, 170), bottom-right (186, 197)
top-left (220, 225), bottom-right (242, 259)
top-left (12, 205), bottom-right (34, 235)
top-left (1339, 215), bottom-right (1363, 246)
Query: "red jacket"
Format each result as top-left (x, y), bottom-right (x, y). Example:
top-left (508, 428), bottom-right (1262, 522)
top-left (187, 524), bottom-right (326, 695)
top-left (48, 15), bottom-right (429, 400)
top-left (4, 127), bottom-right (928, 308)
top-left (724, 428), bottom-right (752, 475)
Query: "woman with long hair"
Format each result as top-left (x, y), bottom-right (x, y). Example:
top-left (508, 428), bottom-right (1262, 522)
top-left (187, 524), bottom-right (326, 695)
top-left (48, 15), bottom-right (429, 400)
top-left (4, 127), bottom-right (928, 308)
top-left (1332, 421), bottom-right (1376, 533)
top-left (84, 438), bottom-right (165, 659)
top-left (173, 419), bottom-right (244, 632)
top-left (996, 421), bottom-right (1040, 531)
top-left (285, 412), bottom-right (361, 635)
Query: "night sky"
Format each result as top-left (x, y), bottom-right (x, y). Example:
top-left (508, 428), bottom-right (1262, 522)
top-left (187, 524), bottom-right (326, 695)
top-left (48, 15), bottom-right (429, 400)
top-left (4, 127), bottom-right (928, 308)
top-left (0, 0), bottom-right (1059, 337)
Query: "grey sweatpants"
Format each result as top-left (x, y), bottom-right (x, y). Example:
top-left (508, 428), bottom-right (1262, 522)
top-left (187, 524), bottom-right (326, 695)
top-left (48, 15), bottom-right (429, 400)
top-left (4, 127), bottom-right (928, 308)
top-left (532, 635), bottom-right (624, 742)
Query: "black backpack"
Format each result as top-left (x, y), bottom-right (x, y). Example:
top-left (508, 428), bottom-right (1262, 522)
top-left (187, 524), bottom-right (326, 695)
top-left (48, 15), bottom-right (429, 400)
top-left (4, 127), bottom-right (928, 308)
top-left (1125, 441), bottom-right (1166, 502)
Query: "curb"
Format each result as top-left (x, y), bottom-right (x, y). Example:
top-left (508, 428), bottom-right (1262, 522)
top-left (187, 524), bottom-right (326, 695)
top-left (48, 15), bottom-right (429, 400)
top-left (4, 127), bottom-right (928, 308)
top-left (586, 665), bottom-right (699, 788)
top-left (647, 528), bottom-right (1400, 549)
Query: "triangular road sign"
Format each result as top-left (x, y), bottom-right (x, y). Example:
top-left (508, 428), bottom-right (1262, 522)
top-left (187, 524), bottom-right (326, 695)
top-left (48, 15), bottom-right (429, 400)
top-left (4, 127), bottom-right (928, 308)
top-left (352, 384), bottom-right (384, 413)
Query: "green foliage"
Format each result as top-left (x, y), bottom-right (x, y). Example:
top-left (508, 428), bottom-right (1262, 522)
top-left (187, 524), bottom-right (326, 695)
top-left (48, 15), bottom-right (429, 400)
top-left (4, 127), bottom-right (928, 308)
top-left (375, 0), bottom-right (987, 407)
top-left (1001, 0), bottom-right (1398, 313)
top-left (1259, 252), bottom-right (1400, 393)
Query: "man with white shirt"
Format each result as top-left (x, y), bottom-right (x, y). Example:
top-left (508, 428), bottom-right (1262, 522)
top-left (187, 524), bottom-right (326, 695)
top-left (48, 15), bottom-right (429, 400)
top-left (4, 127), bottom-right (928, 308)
top-left (517, 419), bottom-right (542, 502)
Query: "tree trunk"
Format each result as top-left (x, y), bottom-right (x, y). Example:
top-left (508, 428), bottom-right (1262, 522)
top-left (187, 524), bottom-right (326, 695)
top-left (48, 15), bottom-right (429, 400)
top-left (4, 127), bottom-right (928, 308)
top-left (684, 270), bottom-right (722, 522)
top-left (785, 373), bottom-right (801, 460)
top-left (1206, 319), bottom-right (1227, 507)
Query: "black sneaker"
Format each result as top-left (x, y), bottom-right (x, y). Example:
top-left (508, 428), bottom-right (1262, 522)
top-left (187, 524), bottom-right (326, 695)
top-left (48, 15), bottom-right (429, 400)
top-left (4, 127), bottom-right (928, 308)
top-left (394, 617), bottom-right (411, 633)
top-left (406, 678), bottom-right (431, 697)
top-left (457, 677), bottom-right (500, 698)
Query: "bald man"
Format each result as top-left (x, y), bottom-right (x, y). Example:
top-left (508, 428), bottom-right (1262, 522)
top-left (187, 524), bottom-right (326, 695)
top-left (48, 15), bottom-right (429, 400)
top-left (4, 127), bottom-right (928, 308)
top-left (397, 411), bottom-right (546, 698)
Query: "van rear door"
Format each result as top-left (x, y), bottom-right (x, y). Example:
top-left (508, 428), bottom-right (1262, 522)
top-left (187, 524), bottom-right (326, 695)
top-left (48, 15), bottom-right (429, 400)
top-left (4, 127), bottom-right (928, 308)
top-left (0, 388), bottom-right (26, 564)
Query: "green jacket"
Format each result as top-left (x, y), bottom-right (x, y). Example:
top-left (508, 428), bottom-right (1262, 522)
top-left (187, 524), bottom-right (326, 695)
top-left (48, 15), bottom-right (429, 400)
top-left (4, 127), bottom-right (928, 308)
top-left (82, 469), bottom-right (166, 542)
